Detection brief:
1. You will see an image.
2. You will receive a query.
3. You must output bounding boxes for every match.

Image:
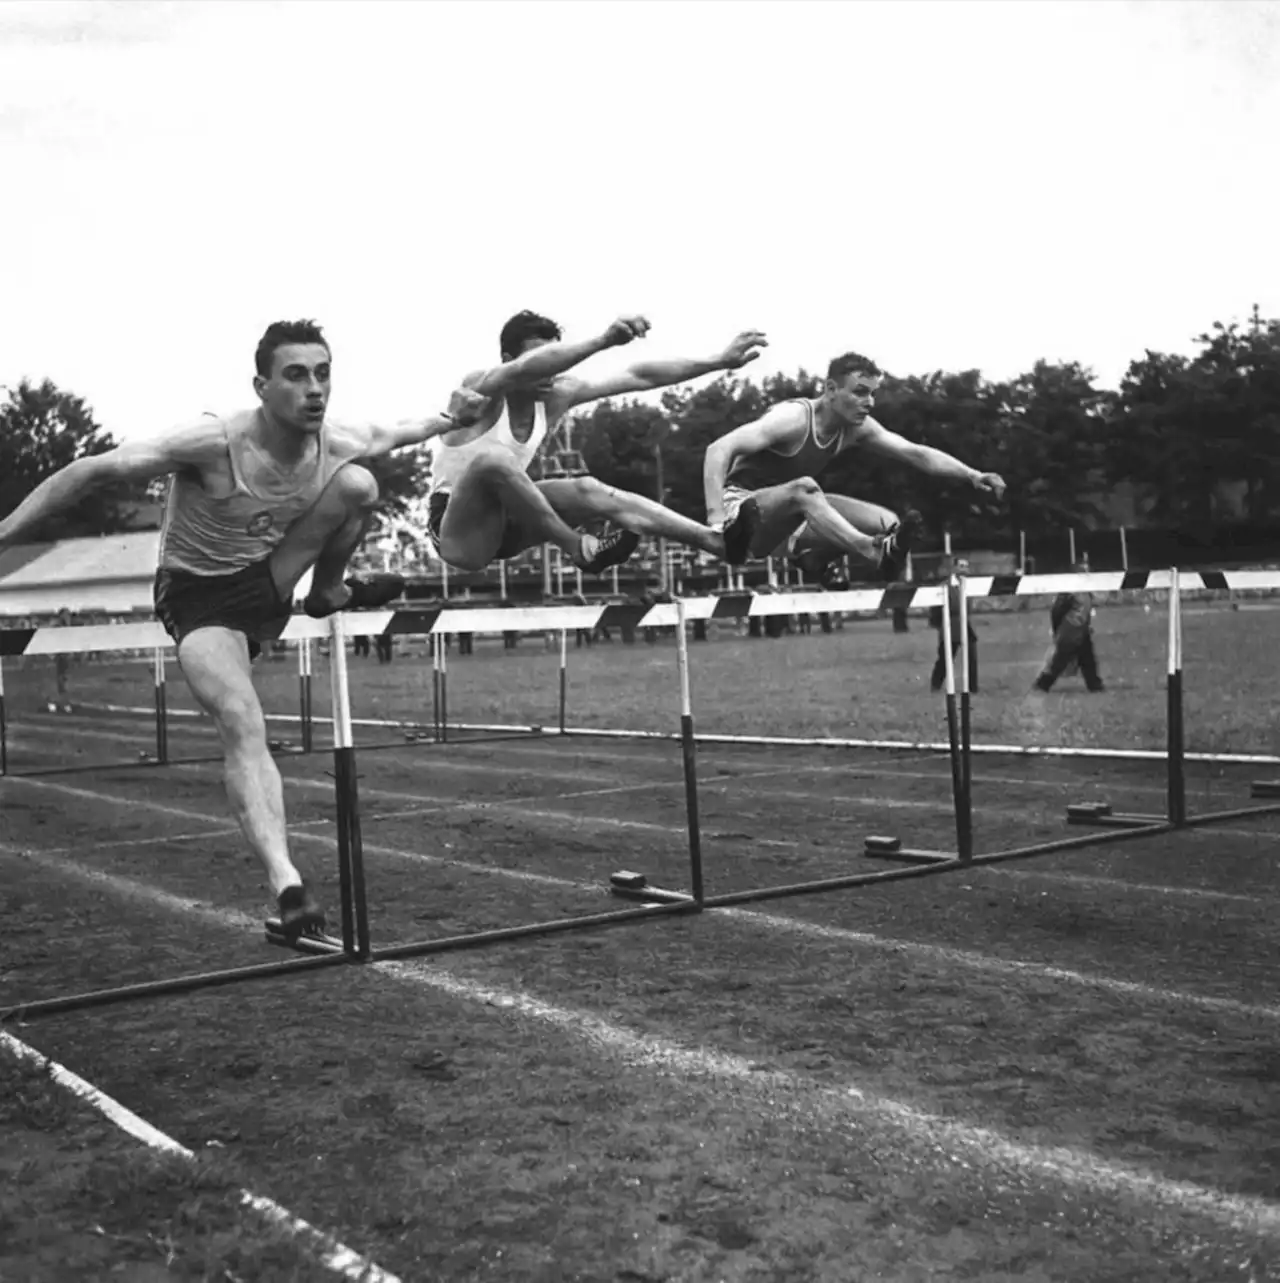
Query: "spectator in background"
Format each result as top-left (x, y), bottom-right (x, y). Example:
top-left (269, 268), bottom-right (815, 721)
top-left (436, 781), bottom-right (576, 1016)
top-left (1035, 563), bottom-right (1104, 693)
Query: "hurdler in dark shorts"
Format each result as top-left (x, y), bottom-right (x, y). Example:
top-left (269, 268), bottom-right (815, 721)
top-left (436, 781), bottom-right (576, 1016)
top-left (427, 490), bottom-right (525, 561)
top-left (154, 557), bottom-right (292, 660)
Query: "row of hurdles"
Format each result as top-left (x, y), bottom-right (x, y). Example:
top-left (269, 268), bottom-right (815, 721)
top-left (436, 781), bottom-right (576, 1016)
top-left (2, 567), bottom-right (1278, 1021)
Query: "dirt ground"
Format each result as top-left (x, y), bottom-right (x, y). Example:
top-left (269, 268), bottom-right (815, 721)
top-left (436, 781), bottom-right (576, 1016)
top-left (2, 603), bottom-right (1279, 1280)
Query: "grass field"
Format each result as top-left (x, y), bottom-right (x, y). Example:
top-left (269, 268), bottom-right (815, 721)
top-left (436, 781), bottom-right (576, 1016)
top-left (1, 599), bottom-right (1278, 1280)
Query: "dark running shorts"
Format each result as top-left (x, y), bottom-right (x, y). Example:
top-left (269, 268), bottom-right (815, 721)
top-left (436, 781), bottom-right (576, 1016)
top-left (154, 558), bottom-right (291, 660)
top-left (428, 491), bottom-right (526, 562)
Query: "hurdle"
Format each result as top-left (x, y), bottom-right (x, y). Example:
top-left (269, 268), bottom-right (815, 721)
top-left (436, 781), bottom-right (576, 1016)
top-left (5, 561), bottom-right (1272, 1020)
top-left (0, 606), bottom-right (549, 778)
top-left (26, 573), bottom-right (1279, 776)
top-left (1064, 567), bottom-right (1280, 833)
top-left (537, 570), bottom-right (1279, 770)
top-left (611, 569), bottom-right (1280, 912)
top-left (0, 611), bottom-right (366, 1023)
top-left (349, 596), bottom-right (707, 967)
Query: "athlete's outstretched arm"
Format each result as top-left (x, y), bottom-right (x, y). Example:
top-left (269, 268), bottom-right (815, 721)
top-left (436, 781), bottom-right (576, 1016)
top-left (702, 403), bottom-right (806, 527)
top-left (0, 418), bottom-right (228, 549)
top-left (354, 388), bottom-right (490, 458)
top-left (559, 330), bottom-right (769, 408)
top-left (465, 315), bottom-right (651, 398)
top-left (858, 419), bottom-right (1006, 497)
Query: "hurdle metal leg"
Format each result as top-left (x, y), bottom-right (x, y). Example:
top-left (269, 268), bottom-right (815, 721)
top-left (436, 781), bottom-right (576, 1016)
top-left (865, 578), bottom-right (966, 868)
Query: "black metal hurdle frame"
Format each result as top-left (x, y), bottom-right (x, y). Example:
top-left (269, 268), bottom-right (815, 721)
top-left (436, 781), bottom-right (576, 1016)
top-left (0, 605), bottom-right (707, 1022)
top-left (0, 614), bottom-right (365, 1022)
top-left (1057, 568), bottom-right (1280, 834)
top-left (6, 570), bottom-right (1277, 1021)
top-left (608, 569), bottom-right (1280, 915)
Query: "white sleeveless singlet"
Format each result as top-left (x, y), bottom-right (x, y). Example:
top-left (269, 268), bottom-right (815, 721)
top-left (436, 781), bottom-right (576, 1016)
top-left (429, 399), bottom-right (548, 498)
top-left (157, 410), bottom-right (333, 575)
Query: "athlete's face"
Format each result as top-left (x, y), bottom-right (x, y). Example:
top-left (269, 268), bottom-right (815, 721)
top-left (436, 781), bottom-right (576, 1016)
top-left (254, 342), bottom-right (331, 433)
top-left (827, 372), bottom-right (880, 425)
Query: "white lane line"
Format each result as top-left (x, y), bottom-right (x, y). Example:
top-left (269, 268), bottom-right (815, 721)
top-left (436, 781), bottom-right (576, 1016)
top-left (12, 718), bottom-right (1277, 844)
top-left (3, 846), bottom-right (1279, 1247)
top-left (4, 781), bottom-right (1277, 1022)
top-left (0, 1028), bottom-right (402, 1283)
top-left (17, 703), bottom-right (1243, 804)
top-left (388, 964), bottom-right (1280, 1242)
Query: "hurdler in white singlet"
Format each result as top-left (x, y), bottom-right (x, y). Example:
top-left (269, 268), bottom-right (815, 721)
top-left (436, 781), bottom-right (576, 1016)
top-left (429, 399), bottom-right (548, 500)
top-left (158, 409), bottom-right (334, 576)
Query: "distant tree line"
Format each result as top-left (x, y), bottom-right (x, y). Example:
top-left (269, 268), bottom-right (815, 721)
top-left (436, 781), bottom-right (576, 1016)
top-left (4, 312), bottom-right (1278, 564)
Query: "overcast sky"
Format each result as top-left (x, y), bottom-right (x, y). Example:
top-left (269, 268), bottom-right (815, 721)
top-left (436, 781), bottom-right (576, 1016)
top-left (2, 0), bottom-right (1277, 442)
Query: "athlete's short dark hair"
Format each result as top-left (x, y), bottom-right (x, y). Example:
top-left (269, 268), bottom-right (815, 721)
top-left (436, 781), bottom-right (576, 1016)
top-left (826, 351), bottom-right (882, 384)
top-left (499, 310), bottom-right (562, 360)
top-left (255, 319), bottom-right (330, 378)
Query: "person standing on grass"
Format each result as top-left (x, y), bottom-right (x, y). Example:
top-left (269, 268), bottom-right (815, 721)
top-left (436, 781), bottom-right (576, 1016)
top-left (1034, 566), bottom-right (1105, 692)
top-left (0, 319), bottom-right (486, 939)
top-left (703, 351), bottom-right (1007, 587)
top-left (425, 310), bottom-right (769, 575)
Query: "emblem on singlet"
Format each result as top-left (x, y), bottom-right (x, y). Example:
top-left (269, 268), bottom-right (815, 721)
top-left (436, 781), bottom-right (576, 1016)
top-left (246, 511), bottom-right (275, 537)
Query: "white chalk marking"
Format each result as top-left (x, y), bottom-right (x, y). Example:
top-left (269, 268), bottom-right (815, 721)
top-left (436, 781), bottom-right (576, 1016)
top-left (383, 962), bottom-right (1280, 1241)
top-left (0, 1028), bottom-right (402, 1282)
top-left (7, 845), bottom-right (1280, 1245)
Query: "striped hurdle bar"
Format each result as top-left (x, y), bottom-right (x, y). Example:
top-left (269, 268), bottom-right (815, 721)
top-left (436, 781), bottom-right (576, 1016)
top-left (1063, 568), bottom-right (1280, 833)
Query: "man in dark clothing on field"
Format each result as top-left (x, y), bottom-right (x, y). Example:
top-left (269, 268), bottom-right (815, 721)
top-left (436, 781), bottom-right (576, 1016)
top-left (1034, 569), bottom-right (1104, 692)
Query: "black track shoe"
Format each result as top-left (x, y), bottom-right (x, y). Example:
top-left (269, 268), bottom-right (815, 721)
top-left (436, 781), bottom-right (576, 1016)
top-left (305, 574), bottom-right (406, 619)
top-left (276, 882), bottom-right (326, 941)
top-left (579, 529), bottom-right (641, 575)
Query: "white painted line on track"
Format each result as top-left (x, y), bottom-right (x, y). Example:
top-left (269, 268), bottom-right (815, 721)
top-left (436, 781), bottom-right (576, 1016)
top-left (24, 704), bottom-right (1273, 809)
top-left (3, 845), bottom-right (1280, 1248)
top-left (0, 1027), bottom-right (402, 1282)
top-left (5, 779), bottom-right (1277, 1022)
top-left (394, 965), bottom-right (1280, 1243)
top-left (15, 714), bottom-right (1280, 840)
top-left (10, 718), bottom-right (1278, 846)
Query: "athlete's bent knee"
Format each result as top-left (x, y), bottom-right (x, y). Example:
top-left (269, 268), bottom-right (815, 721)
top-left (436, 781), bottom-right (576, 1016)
top-left (785, 476), bottom-right (824, 505)
top-left (331, 463), bottom-right (381, 510)
top-left (437, 539), bottom-right (488, 573)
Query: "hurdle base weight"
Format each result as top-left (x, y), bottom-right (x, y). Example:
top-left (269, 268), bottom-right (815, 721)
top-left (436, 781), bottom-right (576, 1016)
top-left (264, 918), bottom-right (346, 956)
top-left (609, 871), bottom-right (694, 905)
top-left (862, 835), bottom-right (953, 865)
top-left (1065, 802), bottom-right (1164, 829)
top-left (1250, 780), bottom-right (1280, 799)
